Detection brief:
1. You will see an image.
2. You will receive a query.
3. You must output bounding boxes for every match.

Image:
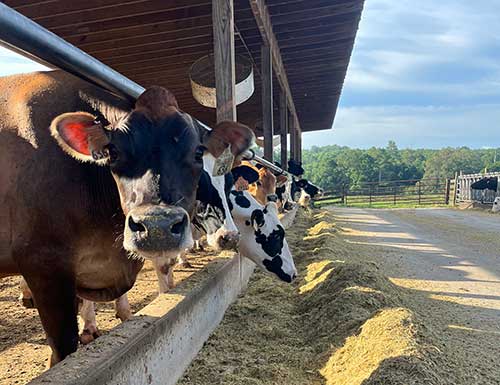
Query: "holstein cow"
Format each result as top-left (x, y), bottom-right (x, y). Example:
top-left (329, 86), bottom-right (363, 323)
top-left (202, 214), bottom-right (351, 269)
top-left (0, 70), bottom-right (253, 364)
top-left (229, 188), bottom-right (297, 282)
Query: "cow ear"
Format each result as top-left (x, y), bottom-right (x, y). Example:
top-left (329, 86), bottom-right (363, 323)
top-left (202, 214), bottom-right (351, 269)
top-left (204, 121), bottom-right (255, 158)
top-left (231, 165), bottom-right (259, 184)
top-left (277, 175), bottom-right (289, 186)
top-left (51, 112), bottom-right (109, 163)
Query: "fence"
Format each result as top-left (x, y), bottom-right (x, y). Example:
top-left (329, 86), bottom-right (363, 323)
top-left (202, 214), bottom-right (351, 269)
top-left (315, 177), bottom-right (451, 207)
top-left (455, 172), bottom-right (500, 204)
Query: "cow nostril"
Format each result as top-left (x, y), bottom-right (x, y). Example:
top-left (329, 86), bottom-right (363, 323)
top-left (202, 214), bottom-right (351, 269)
top-left (128, 217), bottom-right (146, 233)
top-left (171, 214), bottom-right (187, 235)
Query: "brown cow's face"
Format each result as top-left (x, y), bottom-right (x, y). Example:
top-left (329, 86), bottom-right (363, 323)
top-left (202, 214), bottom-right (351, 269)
top-left (50, 87), bottom-right (254, 259)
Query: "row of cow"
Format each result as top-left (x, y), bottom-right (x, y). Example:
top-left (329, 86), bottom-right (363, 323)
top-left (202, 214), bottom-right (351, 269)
top-left (0, 71), bottom-right (323, 367)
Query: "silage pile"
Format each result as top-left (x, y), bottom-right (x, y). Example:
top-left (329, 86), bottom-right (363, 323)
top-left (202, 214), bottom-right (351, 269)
top-left (179, 210), bottom-right (455, 385)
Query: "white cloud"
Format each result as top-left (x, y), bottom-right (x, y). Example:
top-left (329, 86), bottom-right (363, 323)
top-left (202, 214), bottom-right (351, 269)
top-left (303, 104), bottom-right (500, 149)
top-left (345, 0), bottom-right (500, 95)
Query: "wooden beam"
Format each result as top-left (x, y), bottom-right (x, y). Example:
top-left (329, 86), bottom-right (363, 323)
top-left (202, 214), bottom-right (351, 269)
top-left (249, 0), bottom-right (302, 133)
top-left (297, 127), bottom-right (302, 163)
top-left (279, 91), bottom-right (288, 170)
top-left (261, 44), bottom-right (273, 161)
top-left (213, 0), bottom-right (236, 122)
top-left (289, 112), bottom-right (296, 162)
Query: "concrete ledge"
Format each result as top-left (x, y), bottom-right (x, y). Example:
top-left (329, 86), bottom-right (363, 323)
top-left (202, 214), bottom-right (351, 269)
top-left (29, 207), bottom-right (297, 385)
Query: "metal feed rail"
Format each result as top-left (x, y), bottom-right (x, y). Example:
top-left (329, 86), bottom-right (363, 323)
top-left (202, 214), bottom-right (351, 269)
top-left (0, 3), bottom-right (290, 177)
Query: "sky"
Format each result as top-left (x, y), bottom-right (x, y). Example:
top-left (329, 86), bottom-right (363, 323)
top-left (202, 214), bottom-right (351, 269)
top-left (303, 0), bottom-right (500, 149)
top-left (1, 0), bottom-right (499, 150)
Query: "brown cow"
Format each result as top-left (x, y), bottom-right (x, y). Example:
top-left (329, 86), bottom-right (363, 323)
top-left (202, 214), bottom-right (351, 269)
top-left (0, 70), bottom-right (253, 365)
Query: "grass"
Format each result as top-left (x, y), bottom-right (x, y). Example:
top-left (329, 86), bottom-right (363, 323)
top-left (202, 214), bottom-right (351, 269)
top-left (315, 194), bottom-right (447, 209)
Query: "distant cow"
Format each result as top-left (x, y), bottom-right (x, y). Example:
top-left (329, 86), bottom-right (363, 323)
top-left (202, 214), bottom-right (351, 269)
top-left (471, 177), bottom-right (498, 191)
top-left (0, 71), bottom-right (253, 364)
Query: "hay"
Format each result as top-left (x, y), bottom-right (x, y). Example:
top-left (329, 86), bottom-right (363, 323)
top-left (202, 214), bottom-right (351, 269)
top-left (179, 210), bottom-right (459, 385)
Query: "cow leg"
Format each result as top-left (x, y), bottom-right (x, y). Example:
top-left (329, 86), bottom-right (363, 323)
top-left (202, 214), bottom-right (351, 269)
top-left (23, 273), bottom-right (79, 366)
top-left (152, 258), bottom-right (176, 293)
top-left (177, 251), bottom-right (193, 268)
top-left (18, 277), bottom-right (36, 308)
top-left (79, 299), bottom-right (101, 345)
top-left (114, 294), bottom-right (132, 321)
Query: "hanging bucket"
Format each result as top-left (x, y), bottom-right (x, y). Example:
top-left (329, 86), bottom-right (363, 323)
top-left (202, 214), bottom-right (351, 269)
top-left (189, 54), bottom-right (254, 108)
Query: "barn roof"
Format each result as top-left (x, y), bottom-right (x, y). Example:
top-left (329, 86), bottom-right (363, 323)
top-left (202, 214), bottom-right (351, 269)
top-left (4, 0), bottom-right (364, 134)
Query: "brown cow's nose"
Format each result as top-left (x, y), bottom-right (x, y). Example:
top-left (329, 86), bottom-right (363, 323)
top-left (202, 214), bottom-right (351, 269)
top-left (124, 205), bottom-right (192, 255)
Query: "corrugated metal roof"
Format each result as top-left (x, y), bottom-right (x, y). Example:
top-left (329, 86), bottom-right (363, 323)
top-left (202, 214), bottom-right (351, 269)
top-left (4, 0), bottom-right (364, 133)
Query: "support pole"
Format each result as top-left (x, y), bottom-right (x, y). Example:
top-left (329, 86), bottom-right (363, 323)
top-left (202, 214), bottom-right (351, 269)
top-left (279, 91), bottom-right (288, 170)
top-left (297, 127), bottom-right (302, 163)
top-left (261, 44), bottom-right (273, 161)
top-left (212, 0), bottom-right (236, 122)
top-left (290, 113), bottom-right (297, 162)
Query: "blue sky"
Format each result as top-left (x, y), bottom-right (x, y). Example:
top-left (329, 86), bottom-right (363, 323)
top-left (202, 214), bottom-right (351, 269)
top-left (1, 0), bottom-right (499, 150)
top-left (303, 0), bottom-right (500, 149)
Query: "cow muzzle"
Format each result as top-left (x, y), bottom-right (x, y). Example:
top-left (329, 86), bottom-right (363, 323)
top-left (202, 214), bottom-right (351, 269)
top-left (207, 228), bottom-right (240, 251)
top-left (123, 205), bottom-right (193, 257)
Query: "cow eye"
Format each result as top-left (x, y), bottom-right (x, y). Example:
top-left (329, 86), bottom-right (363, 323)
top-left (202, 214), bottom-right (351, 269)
top-left (195, 145), bottom-right (206, 162)
top-left (107, 144), bottom-right (119, 164)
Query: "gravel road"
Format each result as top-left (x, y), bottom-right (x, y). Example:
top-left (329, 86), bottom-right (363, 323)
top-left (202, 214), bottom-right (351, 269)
top-left (333, 207), bottom-right (500, 384)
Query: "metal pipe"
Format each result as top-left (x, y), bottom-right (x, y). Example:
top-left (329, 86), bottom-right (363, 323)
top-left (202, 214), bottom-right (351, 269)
top-left (0, 3), bottom-right (289, 177)
top-left (0, 3), bottom-right (144, 101)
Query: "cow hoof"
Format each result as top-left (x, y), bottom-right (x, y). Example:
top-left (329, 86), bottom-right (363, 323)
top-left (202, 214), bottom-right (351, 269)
top-left (80, 328), bottom-right (101, 345)
top-left (20, 296), bottom-right (36, 309)
top-left (115, 310), bottom-right (132, 322)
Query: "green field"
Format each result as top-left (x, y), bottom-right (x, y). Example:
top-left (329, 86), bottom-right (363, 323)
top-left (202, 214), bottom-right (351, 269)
top-left (315, 194), bottom-right (447, 209)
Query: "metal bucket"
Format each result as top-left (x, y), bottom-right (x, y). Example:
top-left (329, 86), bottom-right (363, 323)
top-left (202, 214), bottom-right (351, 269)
top-left (189, 54), bottom-right (254, 108)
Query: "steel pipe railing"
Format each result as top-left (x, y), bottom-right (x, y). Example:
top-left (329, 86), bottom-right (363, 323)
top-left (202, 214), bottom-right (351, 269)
top-left (0, 3), bottom-right (289, 177)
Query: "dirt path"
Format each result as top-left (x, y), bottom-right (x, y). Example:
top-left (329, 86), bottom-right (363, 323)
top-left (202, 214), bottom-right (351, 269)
top-left (334, 207), bottom-right (500, 384)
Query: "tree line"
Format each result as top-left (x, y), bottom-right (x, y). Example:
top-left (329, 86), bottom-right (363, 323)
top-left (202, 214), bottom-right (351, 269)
top-left (301, 141), bottom-right (500, 192)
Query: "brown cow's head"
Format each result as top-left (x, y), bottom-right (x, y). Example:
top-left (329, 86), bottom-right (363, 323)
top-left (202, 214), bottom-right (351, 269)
top-left (50, 86), bottom-right (254, 259)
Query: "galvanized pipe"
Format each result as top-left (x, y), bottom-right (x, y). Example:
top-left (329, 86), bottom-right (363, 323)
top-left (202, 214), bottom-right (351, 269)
top-left (0, 3), bottom-right (289, 177)
top-left (0, 3), bottom-right (143, 101)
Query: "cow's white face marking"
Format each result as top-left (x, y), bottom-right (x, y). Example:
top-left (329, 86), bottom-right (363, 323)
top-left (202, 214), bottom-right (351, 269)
top-left (200, 153), bottom-right (239, 249)
top-left (298, 189), bottom-right (311, 208)
top-left (492, 197), bottom-right (500, 213)
top-left (229, 190), bottom-right (296, 282)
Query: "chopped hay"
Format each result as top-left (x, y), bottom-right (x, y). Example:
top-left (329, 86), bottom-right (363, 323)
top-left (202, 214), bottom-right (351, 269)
top-left (179, 210), bottom-right (460, 385)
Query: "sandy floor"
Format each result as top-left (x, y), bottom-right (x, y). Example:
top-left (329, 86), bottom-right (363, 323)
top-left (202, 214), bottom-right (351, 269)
top-left (0, 249), bottom-right (222, 385)
top-left (335, 207), bottom-right (500, 384)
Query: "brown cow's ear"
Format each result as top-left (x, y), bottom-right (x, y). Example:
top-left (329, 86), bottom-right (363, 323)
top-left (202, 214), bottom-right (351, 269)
top-left (277, 175), bottom-right (289, 186)
top-left (50, 112), bottom-right (109, 164)
top-left (204, 121), bottom-right (255, 158)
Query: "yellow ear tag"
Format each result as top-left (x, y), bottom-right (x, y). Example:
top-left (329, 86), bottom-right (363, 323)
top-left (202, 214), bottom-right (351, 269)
top-left (212, 145), bottom-right (234, 176)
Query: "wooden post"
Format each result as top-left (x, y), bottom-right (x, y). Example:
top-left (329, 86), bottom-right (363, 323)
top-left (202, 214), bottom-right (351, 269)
top-left (212, 0), bottom-right (236, 122)
top-left (452, 172), bottom-right (459, 206)
top-left (261, 44), bottom-right (273, 161)
top-left (297, 128), bottom-right (302, 163)
top-left (290, 114), bottom-right (296, 162)
top-left (280, 91), bottom-right (288, 170)
top-left (445, 178), bottom-right (451, 205)
top-left (418, 181), bottom-right (421, 205)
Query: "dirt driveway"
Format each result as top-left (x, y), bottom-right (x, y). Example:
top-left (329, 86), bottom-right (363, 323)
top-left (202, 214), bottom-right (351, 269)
top-left (334, 207), bottom-right (500, 384)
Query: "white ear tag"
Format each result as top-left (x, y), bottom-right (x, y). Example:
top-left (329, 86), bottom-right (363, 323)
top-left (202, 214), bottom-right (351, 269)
top-left (212, 145), bottom-right (234, 176)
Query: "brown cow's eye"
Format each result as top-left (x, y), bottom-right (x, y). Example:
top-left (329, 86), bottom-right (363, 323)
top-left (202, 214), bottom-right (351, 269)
top-left (108, 144), bottom-right (119, 164)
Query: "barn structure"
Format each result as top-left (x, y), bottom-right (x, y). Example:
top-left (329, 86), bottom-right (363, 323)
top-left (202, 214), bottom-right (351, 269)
top-left (0, 1), bottom-right (364, 383)
top-left (2, 0), bottom-right (364, 166)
